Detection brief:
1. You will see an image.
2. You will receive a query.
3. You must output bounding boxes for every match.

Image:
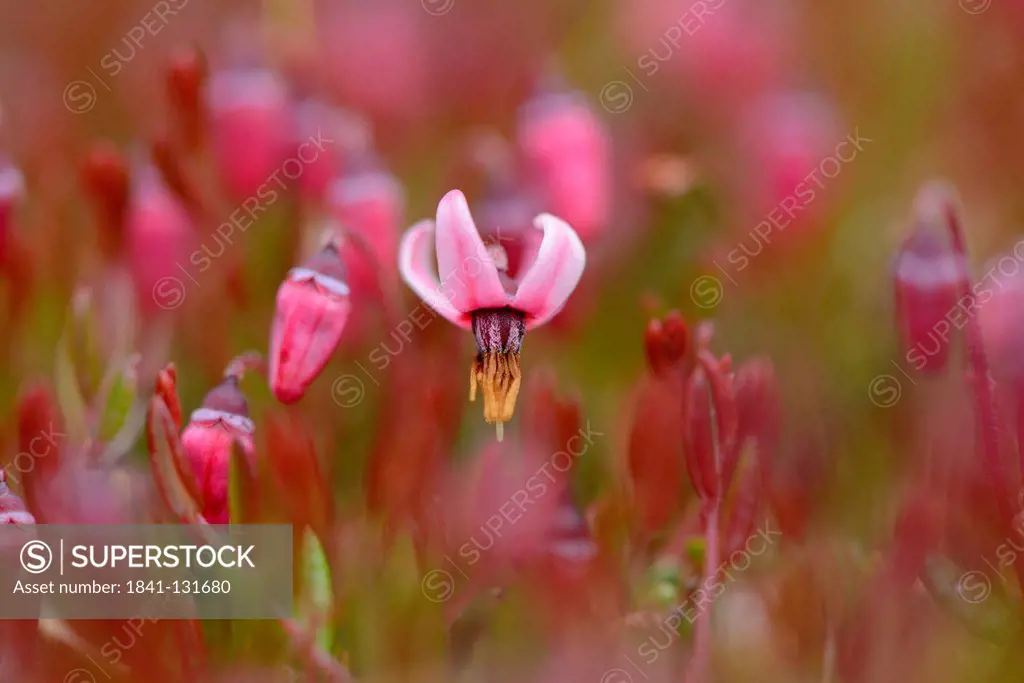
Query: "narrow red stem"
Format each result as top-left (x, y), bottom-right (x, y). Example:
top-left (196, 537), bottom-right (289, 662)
top-left (688, 500), bottom-right (720, 683)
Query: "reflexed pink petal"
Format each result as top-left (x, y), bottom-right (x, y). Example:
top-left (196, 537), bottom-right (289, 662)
top-left (512, 213), bottom-right (586, 328)
top-left (435, 189), bottom-right (508, 312)
top-left (398, 219), bottom-right (471, 329)
top-left (269, 279), bottom-right (351, 404)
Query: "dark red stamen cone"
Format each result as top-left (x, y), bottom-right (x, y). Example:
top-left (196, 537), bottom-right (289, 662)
top-left (269, 240), bottom-right (352, 404)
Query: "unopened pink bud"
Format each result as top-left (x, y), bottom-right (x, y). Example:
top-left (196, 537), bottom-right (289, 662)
top-left (319, 2), bottom-right (433, 125)
top-left (269, 242), bottom-right (351, 404)
top-left (0, 158), bottom-right (23, 269)
top-left (180, 378), bottom-right (255, 524)
top-left (207, 67), bottom-right (294, 199)
top-left (126, 169), bottom-right (194, 314)
top-left (739, 92), bottom-right (840, 227)
top-left (517, 92), bottom-right (611, 243)
top-left (893, 191), bottom-right (962, 374)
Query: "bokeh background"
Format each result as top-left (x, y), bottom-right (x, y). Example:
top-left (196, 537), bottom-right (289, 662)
top-left (1, 0), bottom-right (1024, 681)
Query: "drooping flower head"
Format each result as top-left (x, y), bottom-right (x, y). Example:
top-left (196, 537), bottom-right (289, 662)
top-left (180, 374), bottom-right (255, 524)
top-left (269, 236), bottom-right (351, 404)
top-left (398, 190), bottom-right (586, 439)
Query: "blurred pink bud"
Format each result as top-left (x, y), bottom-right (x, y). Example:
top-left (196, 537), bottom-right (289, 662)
top-left (126, 169), bottom-right (195, 314)
top-left (180, 377), bottom-right (255, 524)
top-left (893, 188), bottom-right (963, 374)
top-left (618, 0), bottom-right (783, 108)
top-left (269, 242), bottom-right (351, 404)
top-left (0, 471), bottom-right (34, 525)
top-left (328, 164), bottom-right (403, 282)
top-left (294, 100), bottom-right (347, 201)
top-left (0, 158), bottom-right (23, 269)
top-left (319, 2), bottom-right (433, 126)
top-left (207, 67), bottom-right (294, 199)
top-left (80, 142), bottom-right (129, 260)
top-left (517, 92), bottom-right (611, 243)
top-left (738, 92), bottom-right (841, 227)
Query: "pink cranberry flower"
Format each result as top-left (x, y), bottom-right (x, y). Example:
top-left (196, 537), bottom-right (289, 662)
top-left (181, 376), bottom-right (255, 524)
top-left (269, 238), bottom-right (352, 404)
top-left (398, 190), bottom-right (586, 439)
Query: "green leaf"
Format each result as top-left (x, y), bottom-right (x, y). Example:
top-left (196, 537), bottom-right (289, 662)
top-left (685, 536), bottom-right (706, 567)
top-left (53, 326), bottom-right (90, 446)
top-left (97, 361), bottom-right (137, 442)
top-left (297, 529), bottom-right (335, 652)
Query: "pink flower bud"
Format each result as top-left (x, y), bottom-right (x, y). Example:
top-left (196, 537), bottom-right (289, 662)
top-left (517, 92), bottom-right (611, 243)
top-left (319, 2), bottom-right (433, 127)
top-left (737, 92), bottom-right (840, 229)
top-left (207, 67), bottom-right (293, 199)
top-left (893, 191), bottom-right (962, 374)
top-left (269, 242), bottom-right (351, 404)
top-left (0, 471), bottom-right (34, 525)
top-left (294, 100), bottom-right (346, 201)
top-left (618, 0), bottom-right (782, 110)
top-left (125, 168), bottom-right (195, 314)
top-left (180, 378), bottom-right (255, 524)
top-left (0, 158), bottom-right (23, 270)
top-left (327, 165), bottom-right (403, 282)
